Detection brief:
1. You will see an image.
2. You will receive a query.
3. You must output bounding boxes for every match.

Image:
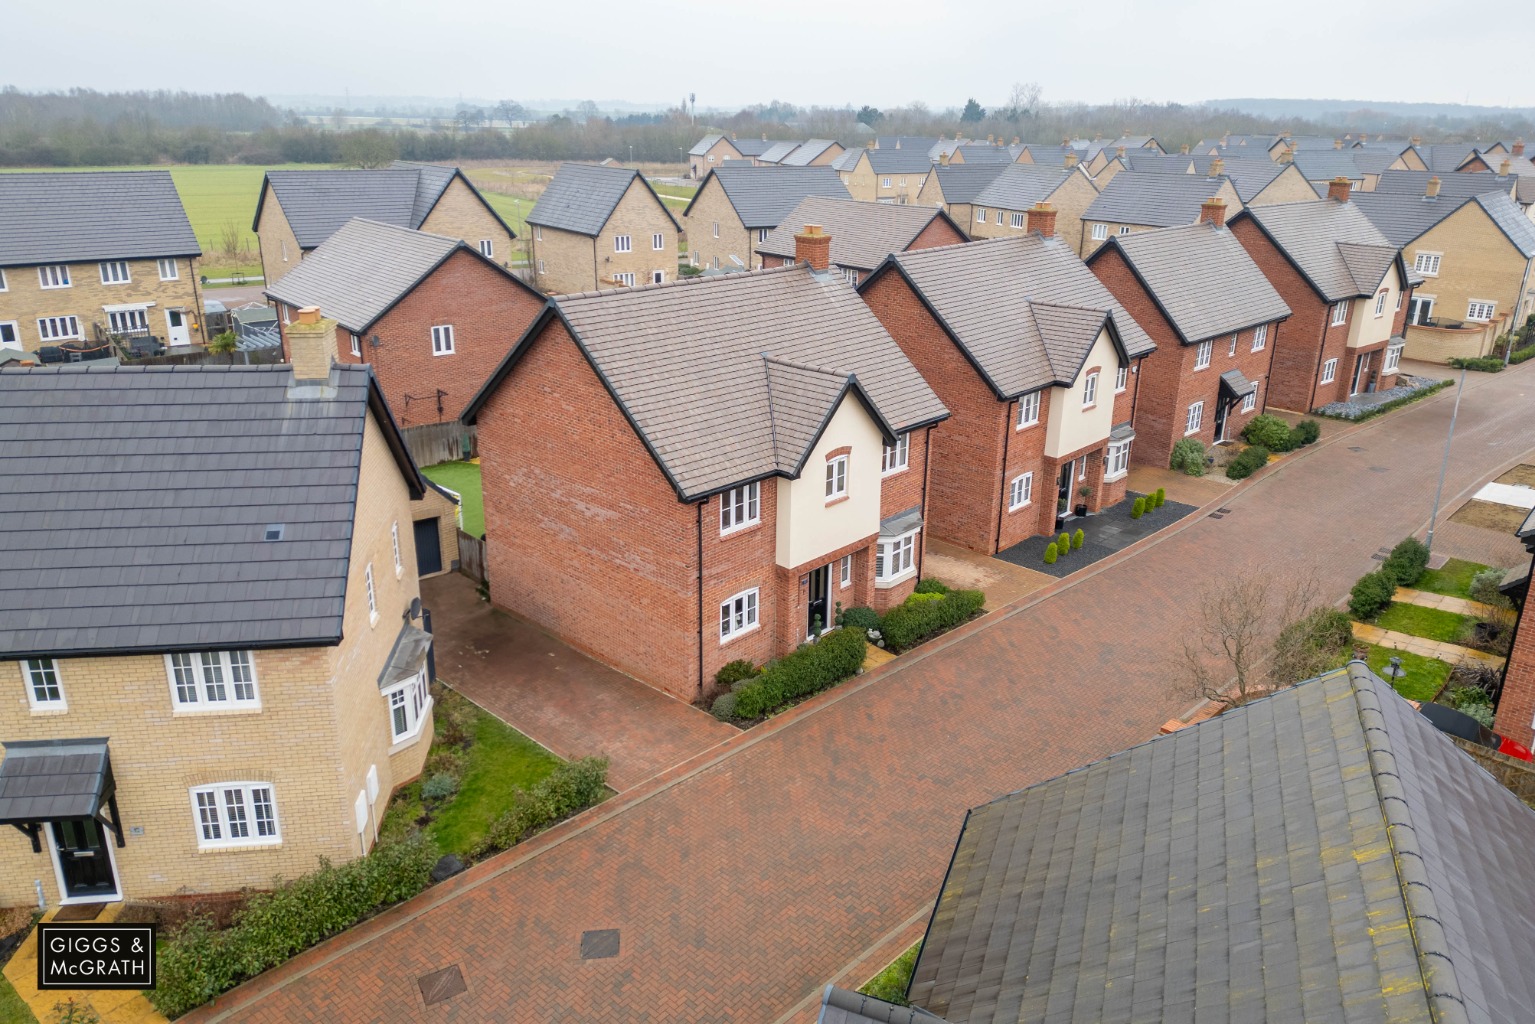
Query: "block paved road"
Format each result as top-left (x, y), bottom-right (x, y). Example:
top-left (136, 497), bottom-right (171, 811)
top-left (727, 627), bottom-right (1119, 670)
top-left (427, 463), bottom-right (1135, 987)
top-left (191, 366), bottom-right (1535, 1023)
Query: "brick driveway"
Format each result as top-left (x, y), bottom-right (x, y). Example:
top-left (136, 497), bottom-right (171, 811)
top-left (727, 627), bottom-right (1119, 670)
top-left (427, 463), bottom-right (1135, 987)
top-left (190, 366), bottom-right (1535, 1023)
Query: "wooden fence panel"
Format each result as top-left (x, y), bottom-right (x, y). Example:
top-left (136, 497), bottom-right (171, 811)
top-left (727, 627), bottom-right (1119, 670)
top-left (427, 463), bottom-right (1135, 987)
top-left (1449, 736), bottom-right (1535, 809)
top-left (402, 423), bottom-right (477, 468)
top-left (457, 530), bottom-right (486, 583)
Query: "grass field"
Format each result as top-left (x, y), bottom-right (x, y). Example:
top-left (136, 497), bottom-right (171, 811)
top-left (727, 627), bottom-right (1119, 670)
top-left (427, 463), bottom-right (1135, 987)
top-left (1364, 645), bottom-right (1452, 701)
top-left (1416, 558), bottom-right (1493, 599)
top-left (1373, 602), bottom-right (1473, 642)
top-left (422, 461), bottom-right (483, 537)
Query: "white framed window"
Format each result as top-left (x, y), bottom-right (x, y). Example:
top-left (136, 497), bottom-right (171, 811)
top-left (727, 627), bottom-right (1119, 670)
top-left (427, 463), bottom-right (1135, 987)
top-left (1242, 383), bottom-right (1259, 413)
top-left (1082, 371), bottom-right (1099, 407)
top-left (1320, 358), bottom-right (1338, 384)
top-left (876, 530), bottom-right (918, 583)
top-left (281, 305), bottom-right (291, 324)
top-left (720, 482), bottom-right (760, 534)
top-left (882, 177), bottom-right (893, 188)
top-left (1330, 300), bottom-right (1348, 326)
top-left (615, 234), bottom-right (632, 253)
top-left (1252, 323), bottom-right (1268, 351)
top-left (825, 455), bottom-right (849, 501)
top-left (0, 268), bottom-right (7, 291)
top-left (365, 562), bottom-right (377, 623)
top-left (1105, 440), bottom-right (1131, 480)
top-left (478, 239), bottom-right (494, 258)
top-left (385, 666), bottom-right (431, 743)
top-left (38, 265), bottom-right (71, 289)
top-left (654, 233), bottom-right (666, 250)
top-left (533, 225), bottom-right (543, 241)
top-left (99, 261), bottom-right (130, 284)
top-left (1115, 365), bottom-right (1128, 392)
top-left (712, 222), bottom-right (720, 238)
top-left (839, 555), bottom-right (852, 588)
top-left (1413, 252), bottom-right (1441, 276)
top-left (391, 521), bottom-right (402, 576)
top-left (1467, 300), bottom-right (1496, 322)
top-left (1194, 340), bottom-right (1212, 369)
top-left (882, 433), bottom-right (909, 475)
top-left (157, 258), bottom-right (179, 281)
top-left (615, 272), bottom-right (636, 287)
top-left (1008, 472), bottom-right (1033, 510)
top-left (431, 324), bottom-right (455, 355)
top-left (107, 308), bottom-right (148, 335)
top-left (1010, 212), bottom-right (1025, 229)
top-left (1228, 333), bottom-right (1238, 357)
top-left (1384, 344), bottom-right (1402, 373)
top-left (758, 228), bottom-right (769, 243)
top-left (1374, 290), bottom-right (1388, 317)
top-left (1118, 226), bottom-right (1131, 235)
top-left (651, 270), bottom-right (664, 284)
top-left (899, 177), bottom-right (907, 188)
top-left (1185, 401), bottom-right (1204, 435)
top-left (350, 333), bottom-right (361, 357)
top-left (23, 658), bottom-right (65, 711)
top-left (166, 651), bottom-right (259, 709)
top-left (37, 316), bottom-right (82, 341)
top-left (719, 588), bottom-right (760, 642)
top-left (1017, 391), bottom-right (1040, 428)
top-left (995, 211), bottom-right (1005, 225)
top-left (536, 259), bottom-right (546, 274)
top-left (842, 267), bottom-right (858, 285)
top-left (707, 154), bottom-right (715, 163)
top-left (0, 322), bottom-right (19, 349)
top-left (1396, 291), bottom-right (1403, 311)
top-left (976, 208), bottom-right (988, 223)
top-left (190, 783), bottom-right (280, 849)
top-left (1091, 223), bottom-right (1108, 241)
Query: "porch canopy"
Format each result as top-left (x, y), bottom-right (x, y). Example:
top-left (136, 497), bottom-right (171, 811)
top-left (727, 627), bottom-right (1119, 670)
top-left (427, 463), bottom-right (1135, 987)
top-left (1219, 368), bottom-right (1258, 403)
top-left (0, 739), bottom-right (122, 852)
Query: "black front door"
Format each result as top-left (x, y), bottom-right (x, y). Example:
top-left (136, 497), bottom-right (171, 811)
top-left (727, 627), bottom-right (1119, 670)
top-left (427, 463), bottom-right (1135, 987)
top-left (807, 565), bottom-right (831, 637)
top-left (1214, 399), bottom-right (1230, 441)
top-left (51, 819), bottom-right (117, 900)
top-left (1058, 461), bottom-right (1074, 510)
top-left (413, 518), bottom-right (443, 576)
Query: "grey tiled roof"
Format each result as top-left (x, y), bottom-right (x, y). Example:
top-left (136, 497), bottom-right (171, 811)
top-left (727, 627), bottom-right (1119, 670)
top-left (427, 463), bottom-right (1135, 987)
top-left (875, 236), bottom-right (1155, 399)
top-left (0, 364), bottom-right (422, 658)
top-left (953, 145), bottom-right (1014, 165)
top-left (731, 137), bottom-right (792, 158)
top-left (781, 140), bottom-right (840, 166)
top-left (471, 267), bottom-right (946, 499)
top-left (689, 133), bottom-right (725, 156)
top-left (0, 739), bottom-right (112, 824)
top-left (691, 165), bottom-right (852, 229)
top-left (818, 986), bottom-right (949, 1024)
top-left (909, 662), bottom-right (1535, 1024)
top-left (0, 171), bottom-right (200, 266)
top-left (866, 148), bottom-right (938, 174)
top-left (1094, 223), bottom-right (1290, 344)
top-left (1417, 144), bottom-right (1481, 173)
top-left (1237, 200), bottom-right (1400, 301)
top-left (1293, 149), bottom-right (1369, 182)
top-left (392, 160), bottom-right (457, 226)
top-left (831, 148), bottom-right (864, 172)
top-left (757, 141), bottom-right (802, 164)
top-left (1190, 155), bottom-right (1289, 201)
top-left (1219, 366), bottom-right (1257, 398)
top-left (1124, 151), bottom-right (1195, 174)
top-left (259, 169), bottom-right (418, 247)
top-left (526, 162), bottom-right (678, 236)
top-left (971, 165), bottom-right (1080, 211)
top-left (1351, 188), bottom-right (1535, 256)
top-left (1084, 172), bottom-right (1233, 227)
top-left (926, 164), bottom-right (1009, 204)
top-left (263, 218), bottom-right (463, 333)
top-left (1374, 170), bottom-right (1520, 202)
top-left (758, 197), bottom-right (957, 271)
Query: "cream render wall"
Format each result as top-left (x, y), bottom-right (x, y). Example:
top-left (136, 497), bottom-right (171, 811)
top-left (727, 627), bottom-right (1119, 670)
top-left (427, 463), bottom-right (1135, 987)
top-left (417, 176), bottom-right (518, 266)
top-left (0, 256), bottom-right (201, 350)
top-left (1345, 262), bottom-right (1405, 350)
top-left (255, 185), bottom-right (303, 287)
top-left (1044, 329), bottom-right (1118, 459)
top-left (774, 397), bottom-right (884, 569)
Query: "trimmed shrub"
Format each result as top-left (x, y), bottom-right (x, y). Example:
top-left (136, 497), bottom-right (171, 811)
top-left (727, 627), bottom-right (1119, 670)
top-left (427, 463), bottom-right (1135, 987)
top-left (471, 757), bottom-right (609, 859)
top-left (906, 591), bottom-right (943, 604)
top-left (1057, 532), bottom-right (1071, 553)
top-left (913, 578), bottom-right (951, 596)
top-left (710, 692), bottom-right (738, 720)
top-left (837, 606), bottom-right (882, 631)
top-left (1169, 438), bottom-right (1206, 476)
top-left (1241, 413), bottom-right (1294, 452)
top-left (1512, 345), bottom-right (1535, 365)
top-left (1225, 444), bottom-right (1270, 480)
top-left (1348, 570), bottom-right (1397, 620)
top-left (732, 627), bottom-right (867, 719)
top-left (1044, 542), bottom-right (1058, 563)
top-left (880, 590), bottom-right (986, 652)
top-left (1154, 488), bottom-right (1165, 507)
top-left (1458, 700), bottom-right (1495, 727)
top-left (1131, 497), bottom-right (1145, 519)
top-left (1469, 569), bottom-right (1509, 606)
top-left (1071, 529), bottom-right (1084, 550)
top-left (1448, 356), bottom-right (1504, 372)
top-left (1293, 419), bottom-right (1321, 446)
top-left (420, 773), bottom-right (459, 802)
top-left (1382, 536), bottom-right (1430, 587)
top-left (1316, 379), bottom-right (1452, 422)
top-left (714, 659), bottom-right (758, 688)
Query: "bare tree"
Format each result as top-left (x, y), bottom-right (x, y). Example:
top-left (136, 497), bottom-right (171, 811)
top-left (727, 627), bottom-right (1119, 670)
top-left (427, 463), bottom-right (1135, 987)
top-left (1002, 82), bottom-right (1042, 122)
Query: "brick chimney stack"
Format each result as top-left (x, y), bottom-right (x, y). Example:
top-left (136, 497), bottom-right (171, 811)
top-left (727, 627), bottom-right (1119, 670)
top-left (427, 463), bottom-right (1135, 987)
top-left (939, 149), bottom-right (950, 166)
top-left (1209, 157), bottom-right (1225, 178)
top-left (795, 224), bottom-right (831, 271)
top-left (1333, 137), bottom-right (1344, 150)
top-left (1064, 152), bottom-right (1079, 169)
top-left (1327, 176), bottom-right (1352, 203)
top-left (1116, 145), bottom-right (1126, 158)
top-left (286, 306), bottom-right (336, 383)
top-left (1180, 144), bottom-right (1189, 154)
top-left (1501, 159), bottom-right (1512, 176)
top-left (1410, 135), bottom-right (1422, 147)
top-left (1200, 197), bottom-right (1227, 229)
top-left (1425, 176), bottom-right (1442, 199)
top-left (1026, 202), bottom-right (1057, 237)
top-left (1514, 138), bottom-right (1526, 157)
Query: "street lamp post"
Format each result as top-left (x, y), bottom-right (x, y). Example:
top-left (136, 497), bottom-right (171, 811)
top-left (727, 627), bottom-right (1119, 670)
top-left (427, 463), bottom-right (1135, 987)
top-left (1425, 366), bottom-right (1468, 557)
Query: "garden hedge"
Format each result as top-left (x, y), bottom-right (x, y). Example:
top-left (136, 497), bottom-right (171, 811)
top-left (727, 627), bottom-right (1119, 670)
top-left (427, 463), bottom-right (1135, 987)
top-left (1225, 444), bottom-right (1270, 480)
top-left (1241, 414), bottom-right (1295, 452)
top-left (1382, 536), bottom-right (1429, 587)
top-left (1349, 569), bottom-right (1397, 620)
top-left (879, 589), bottom-right (986, 652)
top-left (715, 659), bottom-right (758, 687)
top-left (732, 627), bottom-right (867, 719)
top-left (1448, 356), bottom-right (1504, 373)
top-left (837, 606), bottom-right (882, 631)
top-left (914, 578), bottom-right (951, 596)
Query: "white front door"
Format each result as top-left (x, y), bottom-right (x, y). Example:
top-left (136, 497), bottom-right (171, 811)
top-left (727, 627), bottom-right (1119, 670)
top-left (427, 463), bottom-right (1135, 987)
top-left (165, 308), bottom-right (191, 347)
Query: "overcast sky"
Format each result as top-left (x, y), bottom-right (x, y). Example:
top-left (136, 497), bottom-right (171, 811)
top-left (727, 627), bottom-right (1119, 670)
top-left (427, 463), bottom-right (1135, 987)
top-left (10, 0), bottom-right (1534, 111)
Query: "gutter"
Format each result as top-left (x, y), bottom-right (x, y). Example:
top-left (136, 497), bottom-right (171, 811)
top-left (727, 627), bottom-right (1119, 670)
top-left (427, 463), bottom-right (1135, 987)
top-left (993, 400), bottom-right (1015, 554)
top-left (1308, 310), bottom-right (1330, 412)
top-left (916, 424), bottom-right (934, 581)
top-left (696, 499), bottom-right (705, 699)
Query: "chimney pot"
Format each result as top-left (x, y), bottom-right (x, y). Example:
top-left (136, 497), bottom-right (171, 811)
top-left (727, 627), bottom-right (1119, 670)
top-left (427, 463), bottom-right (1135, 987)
top-left (1026, 202), bottom-right (1058, 238)
top-left (1425, 176), bottom-right (1442, 199)
top-left (1327, 176), bottom-right (1352, 203)
top-left (1013, 136), bottom-right (1020, 145)
top-left (1514, 138), bottom-right (1526, 157)
top-left (1410, 135), bottom-right (1422, 147)
top-left (794, 223), bottom-right (832, 271)
top-left (1199, 197), bottom-right (1228, 228)
top-left (297, 306), bottom-right (321, 325)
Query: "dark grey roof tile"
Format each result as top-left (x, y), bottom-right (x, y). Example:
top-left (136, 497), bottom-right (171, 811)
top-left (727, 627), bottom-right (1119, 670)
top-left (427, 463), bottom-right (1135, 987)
top-left (0, 171), bottom-right (200, 265)
top-left (699, 165), bottom-right (852, 228)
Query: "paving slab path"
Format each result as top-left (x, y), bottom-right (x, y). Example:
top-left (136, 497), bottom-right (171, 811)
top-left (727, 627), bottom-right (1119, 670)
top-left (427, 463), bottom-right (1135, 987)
top-left (188, 364), bottom-right (1535, 1023)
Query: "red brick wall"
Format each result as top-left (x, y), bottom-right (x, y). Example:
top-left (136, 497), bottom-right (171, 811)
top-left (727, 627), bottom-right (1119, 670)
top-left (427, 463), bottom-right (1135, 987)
top-left (1231, 217), bottom-right (1333, 412)
top-left (1496, 560), bottom-right (1535, 749)
top-left (908, 216), bottom-right (968, 251)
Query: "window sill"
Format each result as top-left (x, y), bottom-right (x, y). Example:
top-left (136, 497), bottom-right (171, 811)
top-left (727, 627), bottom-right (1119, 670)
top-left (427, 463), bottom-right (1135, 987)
top-left (172, 704), bottom-right (262, 717)
top-left (719, 623), bottom-right (760, 647)
top-left (198, 839), bottom-right (282, 854)
top-left (1104, 471), bottom-right (1128, 483)
top-left (875, 569), bottom-right (917, 590)
top-left (1008, 501), bottom-right (1032, 513)
top-left (395, 566), bottom-right (404, 580)
top-left (1081, 403), bottom-right (1097, 411)
top-left (719, 520), bottom-right (762, 540)
top-left (1016, 421), bottom-right (1039, 431)
top-left (28, 706), bottom-right (68, 716)
top-left (880, 466), bottom-right (908, 478)
top-left (369, 611), bottom-right (380, 629)
top-left (825, 495), bottom-right (849, 508)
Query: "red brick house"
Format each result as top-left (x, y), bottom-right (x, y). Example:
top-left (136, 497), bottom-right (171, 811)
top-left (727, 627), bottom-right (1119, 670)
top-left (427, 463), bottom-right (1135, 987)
top-left (462, 228), bottom-right (948, 702)
top-left (858, 205), bottom-right (1157, 554)
top-left (1495, 510), bottom-right (1535, 749)
top-left (1087, 199), bottom-right (1292, 468)
top-left (266, 218), bottom-right (545, 427)
top-left (1229, 180), bottom-right (1417, 412)
top-left (756, 196), bottom-right (967, 285)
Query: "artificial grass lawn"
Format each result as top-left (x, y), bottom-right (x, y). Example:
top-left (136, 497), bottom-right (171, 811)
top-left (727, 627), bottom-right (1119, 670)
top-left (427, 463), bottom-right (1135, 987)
top-left (421, 460), bottom-right (484, 537)
top-left (860, 942), bottom-right (920, 1006)
top-left (1415, 558), bottom-right (1493, 599)
top-left (1364, 645), bottom-right (1452, 702)
top-left (0, 975), bottom-right (36, 1024)
top-left (1373, 602), bottom-right (1472, 643)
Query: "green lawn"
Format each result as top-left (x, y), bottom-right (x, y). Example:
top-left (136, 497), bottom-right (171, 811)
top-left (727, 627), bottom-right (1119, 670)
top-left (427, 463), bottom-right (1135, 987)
top-left (1415, 558), bottom-right (1493, 599)
top-left (422, 461), bottom-right (483, 537)
top-left (478, 189), bottom-right (534, 242)
top-left (1364, 645), bottom-right (1452, 702)
top-left (1374, 602), bottom-right (1472, 643)
top-left (860, 942), bottom-right (920, 1006)
top-left (0, 975), bottom-right (36, 1024)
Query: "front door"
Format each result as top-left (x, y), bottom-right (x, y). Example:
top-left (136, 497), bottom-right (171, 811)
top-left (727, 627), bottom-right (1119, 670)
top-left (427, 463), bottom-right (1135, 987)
top-left (807, 565), bottom-right (831, 638)
top-left (165, 308), bottom-right (191, 347)
top-left (50, 819), bottom-right (119, 902)
top-left (1058, 461), bottom-right (1075, 513)
top-left (1214, 399), bottom-right (1230, 441)
top-left (1351, 352), bottom-right (1373, 396)
top-left (413, 518), bottom-right (443, 576)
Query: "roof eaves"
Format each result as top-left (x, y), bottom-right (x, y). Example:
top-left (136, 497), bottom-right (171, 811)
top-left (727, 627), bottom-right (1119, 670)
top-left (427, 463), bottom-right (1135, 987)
top-left (861, 257), bottom-right (1011, 401)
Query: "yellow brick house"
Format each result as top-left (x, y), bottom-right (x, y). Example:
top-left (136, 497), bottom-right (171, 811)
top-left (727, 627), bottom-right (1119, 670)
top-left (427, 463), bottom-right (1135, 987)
top-left (526, 163), bottom-right (681, 293)
top-left (682, 165), bottom-right (850, 271)
top-left (0, 333), bottom-right (436, 908)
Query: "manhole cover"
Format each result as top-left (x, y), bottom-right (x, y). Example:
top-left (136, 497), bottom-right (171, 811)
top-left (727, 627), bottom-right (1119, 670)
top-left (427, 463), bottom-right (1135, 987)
top-left (1371, 553), bottom-right (1387, 561)
top-left (1209, 513), bottom-right (1225, 520)
top-left (1348, 446), bottom-right (1364, 452)
top-left (1369, 466), bottom-right (1389, 473)
top-left (1217, 507), bottom-right (1233, 514)
top-left (581, 929), bottom-right (621, 960)
top-left (418, 965), bottom-right (466, 1006)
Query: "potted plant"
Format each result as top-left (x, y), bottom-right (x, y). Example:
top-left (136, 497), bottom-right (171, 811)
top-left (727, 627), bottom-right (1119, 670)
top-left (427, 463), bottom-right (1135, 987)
top-left (1055, 495), bottom-right (1068, 531)
top-left (1074, 485), bottom-right (1092, 518)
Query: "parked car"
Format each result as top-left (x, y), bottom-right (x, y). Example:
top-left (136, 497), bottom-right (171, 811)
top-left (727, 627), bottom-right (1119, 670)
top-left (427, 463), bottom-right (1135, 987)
top-left (1417, 701), bottom-right (1534, 761)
